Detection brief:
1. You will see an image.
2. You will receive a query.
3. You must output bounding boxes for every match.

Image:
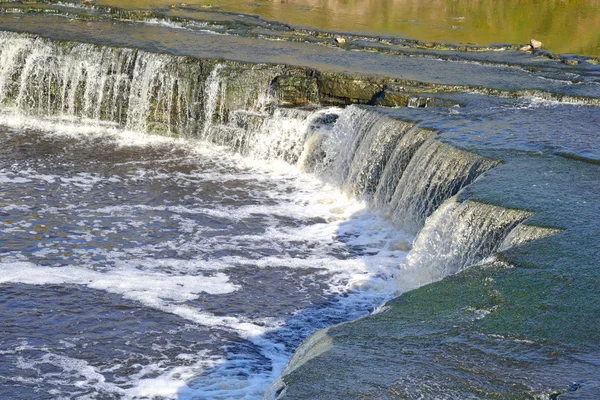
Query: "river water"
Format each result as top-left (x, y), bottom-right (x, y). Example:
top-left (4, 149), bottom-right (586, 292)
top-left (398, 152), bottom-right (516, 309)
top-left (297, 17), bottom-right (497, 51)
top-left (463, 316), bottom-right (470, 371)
top-left (0, 1), bottom-right (599, 399)
top-left (95, 0), bottom-right (600, 56)
top-left (0, 117), bottom-right (409, 398)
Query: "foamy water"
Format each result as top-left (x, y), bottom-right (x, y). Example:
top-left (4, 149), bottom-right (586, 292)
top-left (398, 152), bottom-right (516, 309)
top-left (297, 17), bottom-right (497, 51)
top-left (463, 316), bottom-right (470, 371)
top-left (0, 117), bottom-right (410, 399)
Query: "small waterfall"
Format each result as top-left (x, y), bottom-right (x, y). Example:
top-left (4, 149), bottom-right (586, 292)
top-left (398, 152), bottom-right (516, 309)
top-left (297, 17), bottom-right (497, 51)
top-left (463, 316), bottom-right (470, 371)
top-left (201, 63), bottom-right (224, 138)
top-left (0, 32), bottom-right (502, 235)
top-left (126, 52), bottom-right (169, 132)
top-left (301, 105), bottom-right (498, 234)
top-left (0, 35), bottom-right (34, 106)
top-left (400, 197), bottom-right (533, 290)
top-left (385, 139), bottom-right (500, 234)
top-left (313, 106), bottom-right (418, 198)
top-left (0, 30), bottom-right (550, 296)
top-left (1, 36), bottom-right (142, 125)
top-left (242, 108), bottom-right (326, 163)
top-left (0, 31), bottom-right (283, 137)
top-left (372, 125), bottom-right (435, 208)
top-left (499, 224), bottom-right (562, 251)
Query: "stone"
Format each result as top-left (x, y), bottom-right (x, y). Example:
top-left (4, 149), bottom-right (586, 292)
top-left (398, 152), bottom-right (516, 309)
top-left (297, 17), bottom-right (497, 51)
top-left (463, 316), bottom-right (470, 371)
top-left (519, 45), bottom-right (533, 52)
top-left (563, 59), bottom-right (579, 66)
top-left (319, 72), bottom-right (384, 104)
top-left (269, 71), bottom-right (320, 106)
top-left (334, 37), bottom-right (346, 45)
top-left (530, 39), bottom-right (543, 49)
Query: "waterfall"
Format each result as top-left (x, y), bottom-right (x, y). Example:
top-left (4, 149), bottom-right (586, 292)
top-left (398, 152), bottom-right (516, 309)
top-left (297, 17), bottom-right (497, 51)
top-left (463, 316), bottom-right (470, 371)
top-left (126, 52), bottom-right (169, 132)
top-left (0, 31), bottom-right (282, 137)
top-left (372, 125), bottom-right (434, 208)
top-left (300, 106), bottom-right (499, 234)
top-left (499, 224), bottom-right (562, 251)
top-left (0, 30), bottom-right (555, 297)
top-left (312, 106), bottom-right (418, 198)
top-left (201, 63), bottom-right (224, 138)
top-left (385, 139), bottom-right (500, 233)
top-left (1, 36), bottom-right (140, 125)
top-left (400, 198), bottom-right (533, 290)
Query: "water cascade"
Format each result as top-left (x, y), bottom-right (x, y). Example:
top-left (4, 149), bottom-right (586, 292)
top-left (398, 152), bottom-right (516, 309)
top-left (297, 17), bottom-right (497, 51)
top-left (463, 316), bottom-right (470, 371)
top-left (0, 31), bottom-right (303, 136)
top-left (0, 29), bottom-right (563, 399)
top-left (0, 30), bottom-right (543, 282)
top-left (400, 197), bottom-right (533, 290)
top-left (499, 223), bottom-right (562, 251)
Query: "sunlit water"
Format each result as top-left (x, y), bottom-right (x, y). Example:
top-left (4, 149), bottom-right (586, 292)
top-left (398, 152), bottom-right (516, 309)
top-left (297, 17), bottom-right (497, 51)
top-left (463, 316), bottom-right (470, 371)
top-left (0, 118), bottom-right (410, 399)
top-left (94, 0), bottom-right (600, 56)
top-left (0, 1), bottom-right (599, 397)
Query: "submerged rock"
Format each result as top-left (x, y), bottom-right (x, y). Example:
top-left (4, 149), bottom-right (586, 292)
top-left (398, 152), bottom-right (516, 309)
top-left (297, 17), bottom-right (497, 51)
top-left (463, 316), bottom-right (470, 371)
top-left (563, 58), bottom-right (579, 66)
top-left (519, 45), bottom-right (533, 52)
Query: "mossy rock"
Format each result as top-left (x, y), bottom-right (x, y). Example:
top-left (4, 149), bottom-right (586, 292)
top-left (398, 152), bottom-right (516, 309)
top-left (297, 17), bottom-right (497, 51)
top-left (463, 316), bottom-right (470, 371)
top-left (318, 72), bottom-right (385, 104)
top-left (270, 69), bottom-right (319, 106)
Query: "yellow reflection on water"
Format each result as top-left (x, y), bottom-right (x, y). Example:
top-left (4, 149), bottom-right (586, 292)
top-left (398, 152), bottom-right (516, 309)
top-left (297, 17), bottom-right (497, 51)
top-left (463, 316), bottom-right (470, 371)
top-left (96, 0), bottom-right (600, 56)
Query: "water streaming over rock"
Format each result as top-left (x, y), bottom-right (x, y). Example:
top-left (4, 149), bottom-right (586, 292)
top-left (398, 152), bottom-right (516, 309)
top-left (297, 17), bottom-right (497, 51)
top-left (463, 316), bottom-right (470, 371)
top-left (385, 139), bottom-right (501, 233)
top-left (400, 197), bottom-right (533, 290)
top-left (0, 29), bottom-right (564, 399)
top-left (0, 31), bottom-right (543, 275)
top-left (499, 223), bottom-right (562, 251)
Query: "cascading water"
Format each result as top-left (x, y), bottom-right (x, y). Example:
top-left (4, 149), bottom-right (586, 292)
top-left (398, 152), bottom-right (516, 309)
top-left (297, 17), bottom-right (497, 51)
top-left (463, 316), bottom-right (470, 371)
top-left (2, 36), bottom-right (137, 124)
top-left (0, 30), bottom-right (546, 295)
top-left (499, 223), bottom-right (562, 251)
top-left (0, 32), bottom-right (287, 137)
top-left (400, 197), bottom-right (533, 290)
top-left (313, 107), bottom-right (417, 198)
top-left (385, 139), bottom-right (500, 233)
top-left (201, 63), bottom-right (224, 138)
top-left (0, 29), bottom-right (563, 400)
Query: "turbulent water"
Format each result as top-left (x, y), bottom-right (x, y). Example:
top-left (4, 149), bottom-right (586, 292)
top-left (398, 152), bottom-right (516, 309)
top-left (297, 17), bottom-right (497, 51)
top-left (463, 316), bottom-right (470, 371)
top-left (0, 4), bottom-right (599, 400)
top-left (0, 120), bottom-right (413, 398)
top-left (0, 32), bottom-right (483, 399)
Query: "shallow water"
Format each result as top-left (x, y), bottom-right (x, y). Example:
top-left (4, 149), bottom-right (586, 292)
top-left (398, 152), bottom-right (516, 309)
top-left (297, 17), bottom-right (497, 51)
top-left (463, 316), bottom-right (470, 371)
top-left (0, 120), bottom-right (409, 399)
top-left (94, 0), bottom-right (600, 56)
top-left (383, 93), bottom-right (600, 162)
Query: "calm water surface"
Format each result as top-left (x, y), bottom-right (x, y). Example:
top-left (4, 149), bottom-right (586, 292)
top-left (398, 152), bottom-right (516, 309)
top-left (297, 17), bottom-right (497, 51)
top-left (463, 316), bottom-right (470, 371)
top-left (96, 0), bottom-right (600, 55)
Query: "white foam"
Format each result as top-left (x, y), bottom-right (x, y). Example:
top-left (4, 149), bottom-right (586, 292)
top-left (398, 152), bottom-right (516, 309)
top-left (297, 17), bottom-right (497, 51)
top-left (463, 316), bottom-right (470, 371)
top-left (0, 261), bottom-right (236, 301)
top-left (14, 346), bottom-right (224, 400)
top-left (0, 174), bottom-right (32, 184)
top-left (14, 352), bottom-right (126, 397)
top-left (0, 112), bottom-right (416, 399)
top-left (0, 204), bottom-right (31, 212)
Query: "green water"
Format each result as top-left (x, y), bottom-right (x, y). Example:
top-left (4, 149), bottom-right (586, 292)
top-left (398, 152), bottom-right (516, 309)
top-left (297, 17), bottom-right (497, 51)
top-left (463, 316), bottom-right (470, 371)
top-left (95, 0), bottom-right (600, 56)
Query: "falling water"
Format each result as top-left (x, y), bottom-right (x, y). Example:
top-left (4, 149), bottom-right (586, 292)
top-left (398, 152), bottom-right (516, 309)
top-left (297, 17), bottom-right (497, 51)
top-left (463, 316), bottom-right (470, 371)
top-left (0, 30), bottom-right (553, 299)
top-left (0, 29), bottom-right (564, 400)
top-left (401, 197), bottom-right (533, 290)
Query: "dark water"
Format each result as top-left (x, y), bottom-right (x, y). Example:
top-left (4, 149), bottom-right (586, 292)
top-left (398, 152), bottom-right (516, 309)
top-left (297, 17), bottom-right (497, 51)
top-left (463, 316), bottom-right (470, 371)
top-left (0, 123), bottom-right (407, 398)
